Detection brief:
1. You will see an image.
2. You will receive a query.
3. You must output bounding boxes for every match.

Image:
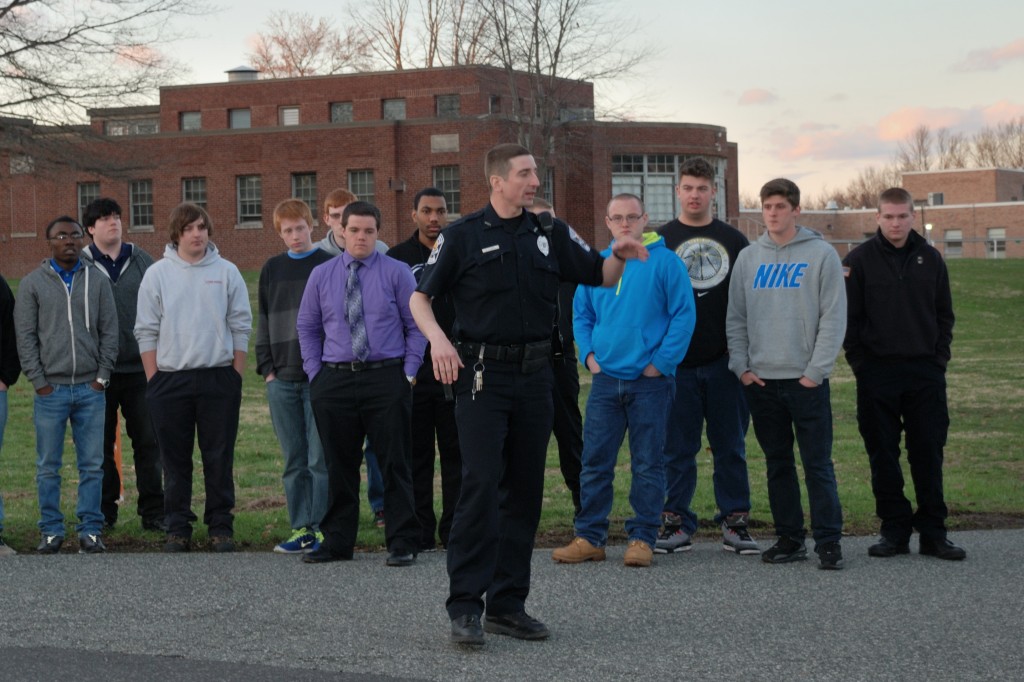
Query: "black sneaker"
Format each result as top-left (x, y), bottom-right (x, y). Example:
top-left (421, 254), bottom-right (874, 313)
top-left (163, 535), bottom-right (191, 553)
top-left (211, 536), bottom-right (235, 553)
top-left (37, 534), bottom-right (64, 555)
top-left (483, 611), bottom-right (550, 640)
top-left (0, 536), bottom-right (17, 556)
top-left (142, 518), bottom-right (168, 533)
top-left (817, 541), bottom-right (843, 570)
top-left (78, 534), bottom-right (106, 554)
top-left (868, 536), bottom-right (910, 558)
top-left (450, 614), bottom-right (484, 645)
top-left (920, 536), bottom-right (966, 561)
top-left (761, 537), bottom-right (807, 564)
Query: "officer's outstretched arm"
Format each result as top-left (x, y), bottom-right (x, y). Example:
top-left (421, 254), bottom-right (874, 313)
top-left (410, 291), bottom-right (464, 384)
top-left (600, 235), bottom-right (649, 286)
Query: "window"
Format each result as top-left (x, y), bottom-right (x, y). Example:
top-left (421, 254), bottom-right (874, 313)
top-left (436, 94), bottom-right (460, 118)
top-left (987, 227), bottom-right (1006, 259)
top-left (291, 173), bottom-right (317, 210)
top-left (382, 99), bottom-right (406, 121)
top-left (928, 192), bottom-right (944, 206)
top-left (348, 170), bottom-right (375, 203)
top-left (611, 154), bottom-right (727, 223)
top-left (559, 107), bottom-right (594, 122)
top-left (542, 167), bottom-right (554, 203)
top-left (237, 175), bottom-right (262, 223)
top-left (180, 111), bottom-right (201, 131)
top-left (279, 106), bottom-right (300, 126)
top-left (330, 102), bottom-right (354, 123)
top-left (9, 154), bottom-right (33, 175)
top-left (943, 229), bottom-right (963, 258)
top-left (182, 177), bottom-right (207, 209)
top-left (488, 95), bottom-right (501, 114)
top-left (78, 182), bottom-right (100, 223)
top-left (129, 180), bottom-right (154, 229)
top-left (433, 166), bottom-right (461, 215)
top-left (229, 108), bottom-right (251, 129)
top-left (105, 118), bottom-right (159, 136)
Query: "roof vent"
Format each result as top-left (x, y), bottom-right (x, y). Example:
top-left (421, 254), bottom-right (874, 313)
top-left (226, 66), bottom-right (259, 82)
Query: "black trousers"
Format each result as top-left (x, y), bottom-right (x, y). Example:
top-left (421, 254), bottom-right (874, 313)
top-left (856, 359), bottom-right (950, 542)
top-left (146, 366), bottom-right (241, 538)
top-left (446, 362), bottom-right (553, 620)
top-left (550, 355), bottom-right (583, 515)
top-left (310, 364), bottom-right (419, 556)
top-left (410, 380), bottom-right (461, 548)
top-left (101, 370), bottom-right (164, 526)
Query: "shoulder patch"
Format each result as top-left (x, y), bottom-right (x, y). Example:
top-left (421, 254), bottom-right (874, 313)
top-left (567, 226), bottom-right (591, 253)
top-left (426, 233), bottom-right (444, 265)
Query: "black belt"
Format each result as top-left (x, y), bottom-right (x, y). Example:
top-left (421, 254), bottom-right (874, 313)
top-left (456, 340), bottom-right (551, 363)
top-left (324, 358), bottom-right (402, 372)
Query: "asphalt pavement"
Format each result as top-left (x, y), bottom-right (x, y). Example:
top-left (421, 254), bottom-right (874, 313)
top-left (1, 529), bottom-right (1021, 681)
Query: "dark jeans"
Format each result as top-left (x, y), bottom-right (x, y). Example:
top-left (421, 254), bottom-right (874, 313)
top-left (446, 362), bottom-right (553, 620)
top-left (101, 371), bottom-right (164, 526)
top-left (745, 379), bottom-right (843, 547)
top-left (855, 359), bottom-right (949, 542)
top-left (551, 355), bottom-right (583, 515)
top-left (146, 367), bottom-right (241, 539)
top-left (410, 380), bottom-right (461, 548)
top-left (310, 364), bottom-right (419, 556)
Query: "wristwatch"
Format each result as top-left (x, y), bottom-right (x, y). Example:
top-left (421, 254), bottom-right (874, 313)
top-left (96, 377), bottom-right (110, 389)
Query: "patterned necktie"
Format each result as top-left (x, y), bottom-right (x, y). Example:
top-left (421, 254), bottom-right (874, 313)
top-left (346, 260), bottom-right (370, 362)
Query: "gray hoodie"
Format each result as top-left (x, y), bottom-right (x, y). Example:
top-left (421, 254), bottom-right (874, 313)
top-left (726, 226), bottom-right (846, 384)
top-left (315, 231), bottom-right (389, 256)
top-left (15, 260), bottom-right (118, 390)
top-left (135, 243), bottom-right (252, 372)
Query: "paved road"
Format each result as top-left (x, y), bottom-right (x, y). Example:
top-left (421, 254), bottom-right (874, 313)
top-left (1, 529), bottom-right (1021, 681)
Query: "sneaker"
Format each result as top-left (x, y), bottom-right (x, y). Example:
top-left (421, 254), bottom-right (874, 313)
top-left (919, 536), bottom-right (966, 561)
top-left (721, 513), bottom-right (761, 555)
top-left (211, 536), bottom-right (235, 553)
top-left (761, 537), bottom-right (807, 564)
top-left (623, 539), bottom-right (653, 567)
top-left (0, 536), bottom-right (16, 556)
top-left (868, 536), bottom-right (910, 558)
top-left (450, 614), bottom-right (485, 646)
top-left (37, 534), bottom-right (64, 555)
top-left (483, 611), bottom-right (550, 640)
top-left (551, 537), bottom-right (606, 563)
top-left (274, 528), bottom-right (318, 554)
top-left (78, 534), bottom-right (106, 554)
top-left (817, 541), bottom-right (843, 570)
top-left (654, 513), bottom-right (693, 554)
top-left (163, 535), bottom-right (190, 553)
top-left (374, 509), bottom-right (386, 528)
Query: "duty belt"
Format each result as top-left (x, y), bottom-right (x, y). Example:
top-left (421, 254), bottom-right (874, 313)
top-left (455, 340), bottom-right (551, 363)
top-left (324, 358), bottom-right (402, 371)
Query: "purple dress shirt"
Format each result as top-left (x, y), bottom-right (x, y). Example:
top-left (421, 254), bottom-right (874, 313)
top-left (297, 250), bottom-right (426, 380)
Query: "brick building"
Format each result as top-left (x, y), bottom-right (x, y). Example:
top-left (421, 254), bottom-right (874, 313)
top-left (739, 168), bottom-right (1024, 259)
top-left (1, 65), bottom-right (738, 277)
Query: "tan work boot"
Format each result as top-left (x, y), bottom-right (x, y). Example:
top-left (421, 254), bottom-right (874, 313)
top-left (552, 537), bottom-right (606, 563)
top-left (624, 539), bottom-right (653, 567)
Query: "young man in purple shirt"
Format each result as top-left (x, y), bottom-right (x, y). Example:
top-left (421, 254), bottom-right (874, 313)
top-left (297, 201), bottom-right (426, 567)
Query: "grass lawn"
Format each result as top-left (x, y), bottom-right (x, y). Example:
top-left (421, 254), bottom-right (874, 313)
top-left (0, 259), bottom-right (1020, 552)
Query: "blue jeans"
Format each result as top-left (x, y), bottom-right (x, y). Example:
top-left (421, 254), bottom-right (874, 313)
top-left (34, 383), bottom-right (106, 536)
top-left (267, 378), bottom-right (328, 531)
top-left (364, 440), bottom-right (384, 513)
top-left (744, 379), bottom-right (843, 546)
top-left (575, 372), bottom-right (675, 548)
top-left (663, 355), bottom-right (751, 533)
top-left (0, 390), bottom-right (7, 532)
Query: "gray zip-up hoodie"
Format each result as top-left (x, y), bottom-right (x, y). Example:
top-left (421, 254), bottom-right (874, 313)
top-left (315, 231), bottom-right (389, 256)
top-left (15, 260), bottom-right (118, 390)
top-left (726, 226), bottom-right (847, 384)
top-left (135, 243), bottom-right (252, 372)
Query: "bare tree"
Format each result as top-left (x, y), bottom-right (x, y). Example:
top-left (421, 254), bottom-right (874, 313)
top-left (248, 11), bottom-right (372, 78)
top-left (895, 124), bottom-right (933, 172)
top-left (936, 128), bottom-right (969, 169)
top-left (351, 0), bottom-right (411, 70)
top-left (446, 0), bottom-right (489, 65)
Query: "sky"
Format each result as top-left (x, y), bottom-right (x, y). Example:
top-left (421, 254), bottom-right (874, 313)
top-left (171, 0), bottom-right (1024, 201)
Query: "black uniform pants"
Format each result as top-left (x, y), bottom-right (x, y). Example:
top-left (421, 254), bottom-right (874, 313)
top-left (446, 362), bottom-right (553, 620)
top-left (146, 367), bottom-right (240, 538)
top-left (550, 354), bottom-right (583, 515)
top-left (411, 380), bottom-right (461, 549)
top-left (101, 370), bottom-right (164, 526)
top-left (856, 359), bottom-right (950, 542)
top-left (311, 364), bottom-right (419, 556)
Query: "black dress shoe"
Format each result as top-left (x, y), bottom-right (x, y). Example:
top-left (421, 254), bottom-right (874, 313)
top-left (386, 551), bottom-right (415, 567)
top-left (920, 536), bottom-right (966, 561)
top-left (450, 614), bottom-right (484, 645)
top-left (301, 546), bottom-right (352, 563)
top-left (142, 518), bottom-right (168, 533)
top-left (483, 611), bottom-right (550, 640)
top-left (868, 536), bottom-right (910, 558)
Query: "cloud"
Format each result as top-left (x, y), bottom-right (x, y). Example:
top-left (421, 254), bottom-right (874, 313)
top-left (825, 93), bottom-right (847, 102)
top-left (876, 107), bottom-right (974, 141)
top-left (738, 89), bottom-right (777, 106)
top-left (774, 125), bottom-right (890, 162)
top-left (952, 38), bottom-right (1024, 72)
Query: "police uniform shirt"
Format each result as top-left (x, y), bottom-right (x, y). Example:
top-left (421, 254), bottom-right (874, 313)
top-left (417, 203), bottom-right (605, 345)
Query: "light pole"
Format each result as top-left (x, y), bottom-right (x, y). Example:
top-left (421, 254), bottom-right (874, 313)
top-left (925, 223), bottom-right (933, 246)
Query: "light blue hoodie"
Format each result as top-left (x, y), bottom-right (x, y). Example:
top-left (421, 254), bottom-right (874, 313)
top-left (574, 233), bottom-right (695, 380)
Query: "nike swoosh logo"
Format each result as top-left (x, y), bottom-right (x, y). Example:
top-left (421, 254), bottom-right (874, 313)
top-left (697, 291), bottom-right (710, 297)
top-left (300, 539), bottom-right (314, 548)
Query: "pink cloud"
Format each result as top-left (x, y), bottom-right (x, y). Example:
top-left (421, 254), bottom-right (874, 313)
top-left (876, 107), bottom-right (973, 141)
top-left (775, 125), bottom-right (889, 162)
top-left (738, 89), bottom-right (777, 106)
top-left (979, 100), bottom-right (1024, 124)
top-left (952, 38), bottom-right (1024, 72)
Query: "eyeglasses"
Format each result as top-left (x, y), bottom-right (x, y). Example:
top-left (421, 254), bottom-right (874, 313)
top-left (49, 232), bottom-right (85, 242)
top-left (607, 214), bottom-right (644, 225)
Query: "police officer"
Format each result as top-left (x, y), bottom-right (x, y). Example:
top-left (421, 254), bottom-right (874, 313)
top-left (410, 143), bottom-right (649, 646)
